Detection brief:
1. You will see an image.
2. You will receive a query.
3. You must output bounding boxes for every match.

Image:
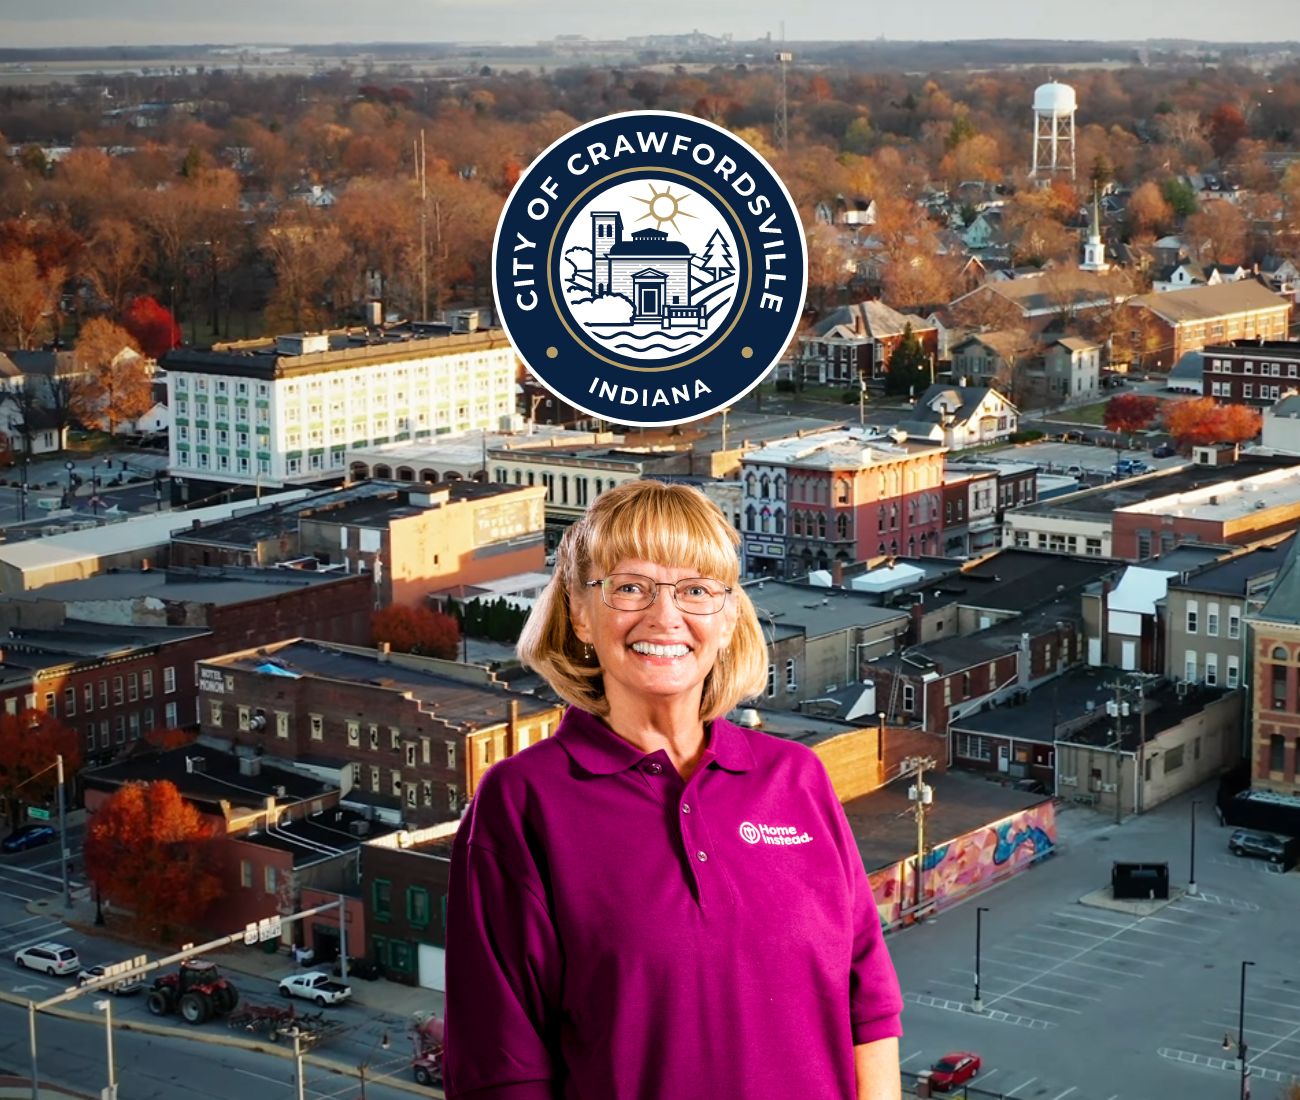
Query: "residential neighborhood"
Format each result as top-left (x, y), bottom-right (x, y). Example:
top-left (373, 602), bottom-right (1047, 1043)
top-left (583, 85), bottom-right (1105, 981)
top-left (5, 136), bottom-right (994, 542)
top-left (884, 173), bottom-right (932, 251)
top-left (1, 20), bottom-right (1300, 1100)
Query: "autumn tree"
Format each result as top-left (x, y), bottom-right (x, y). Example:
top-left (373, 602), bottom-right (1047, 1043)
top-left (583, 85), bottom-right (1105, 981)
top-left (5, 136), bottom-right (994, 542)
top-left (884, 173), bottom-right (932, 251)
top-left (84, 780), bottom-right (223, 940)
top-left (0, 709), bottom-right (81, 823)
top-left (1104, 394), bottom-right (1159, 444)
top-left (371, 605), bottom-right (461, 660)
top-left (1162, 397), bottom-right (1262, 448)
top-left (72, 317), bottom-right (152, 434)
top-left (1183, 202), bottom-right (1248, 266)
top-left (1206, 104), bottom-right (1248, 159)
top-left (1126, 181), bottom-right (1174, 237)
top-left (262, 209), bottom-right (350, 333)
top-left (0, 248), bottom-right (65, 349)
top-left (122, 296), bottom-right (182, 360)
top-left (83, 219), bottom-right (145, 316)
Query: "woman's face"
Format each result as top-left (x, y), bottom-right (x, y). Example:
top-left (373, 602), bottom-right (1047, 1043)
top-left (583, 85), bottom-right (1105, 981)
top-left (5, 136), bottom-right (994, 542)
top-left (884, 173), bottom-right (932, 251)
top-left (571, 557), bottom-right (737, 717)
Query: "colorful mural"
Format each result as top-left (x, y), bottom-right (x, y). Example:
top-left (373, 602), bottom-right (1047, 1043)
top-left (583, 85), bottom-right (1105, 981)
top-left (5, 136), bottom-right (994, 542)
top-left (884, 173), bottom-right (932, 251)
top-left (868, 800), bottom-right (1057, 929)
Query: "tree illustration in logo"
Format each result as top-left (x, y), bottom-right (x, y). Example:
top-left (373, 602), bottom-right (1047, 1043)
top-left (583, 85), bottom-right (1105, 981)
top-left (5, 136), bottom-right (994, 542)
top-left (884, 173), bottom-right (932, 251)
top-left (702, 230), bottom-right (733, 281)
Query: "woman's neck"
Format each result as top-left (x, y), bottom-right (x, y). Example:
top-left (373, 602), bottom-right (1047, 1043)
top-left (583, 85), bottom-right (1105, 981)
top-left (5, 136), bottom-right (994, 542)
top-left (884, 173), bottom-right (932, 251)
top-left (604, 694), bottom-right (707, 778)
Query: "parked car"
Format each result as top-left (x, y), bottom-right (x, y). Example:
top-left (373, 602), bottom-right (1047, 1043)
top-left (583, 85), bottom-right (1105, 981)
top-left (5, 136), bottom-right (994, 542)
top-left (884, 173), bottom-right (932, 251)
top-left (1114, 458), bottom-right (1150, 476)
top-left (15, 943), bottom-right (81, 976)
top-left (2, 823), bottom-right (57, 853)
top-left (278, 970), bottom-right (352, 1006)
top-left (929, 1051), bottom-right (982, 1092)
top-left (1152, 443), bottom-right (1176, 458)
top-left (1012, 778), bottom-right (1048, 795)
top-left (1228, 829), bottom-right (1294, 865)
top-left (332, 954), bottom-right (383, 981)
top-left (78, 965), bottom-right (143, 995)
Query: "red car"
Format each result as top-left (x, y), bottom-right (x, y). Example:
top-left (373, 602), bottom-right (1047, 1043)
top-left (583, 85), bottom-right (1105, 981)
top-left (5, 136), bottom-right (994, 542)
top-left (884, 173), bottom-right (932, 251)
top-left (929, 1051), bottom-right (981, 1091)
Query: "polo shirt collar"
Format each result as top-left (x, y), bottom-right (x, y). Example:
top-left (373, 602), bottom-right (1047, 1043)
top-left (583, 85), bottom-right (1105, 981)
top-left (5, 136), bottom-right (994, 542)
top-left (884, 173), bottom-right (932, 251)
top-left (557, 707), bottom-right (756, 775)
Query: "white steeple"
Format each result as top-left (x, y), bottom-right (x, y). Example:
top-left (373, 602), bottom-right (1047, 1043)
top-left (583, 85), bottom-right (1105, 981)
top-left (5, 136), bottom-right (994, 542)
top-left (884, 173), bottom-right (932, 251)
top-left (1080, 186), bottom-right (1109, 273)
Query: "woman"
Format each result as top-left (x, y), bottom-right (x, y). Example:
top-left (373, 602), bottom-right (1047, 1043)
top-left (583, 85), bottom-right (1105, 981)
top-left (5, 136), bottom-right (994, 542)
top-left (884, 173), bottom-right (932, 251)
top-left (445, 480), bottom-right (902, 1100)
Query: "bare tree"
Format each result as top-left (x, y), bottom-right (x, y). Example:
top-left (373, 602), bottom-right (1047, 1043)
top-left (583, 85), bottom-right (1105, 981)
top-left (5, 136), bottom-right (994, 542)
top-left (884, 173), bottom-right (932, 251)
top-left (0, 249), bottom-right (65, 349)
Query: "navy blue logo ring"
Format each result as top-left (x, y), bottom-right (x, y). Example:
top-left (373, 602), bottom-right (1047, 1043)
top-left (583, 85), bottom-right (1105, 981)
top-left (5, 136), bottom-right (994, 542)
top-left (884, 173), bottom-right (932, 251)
top-left (493, 111), bottom-right (807, 427)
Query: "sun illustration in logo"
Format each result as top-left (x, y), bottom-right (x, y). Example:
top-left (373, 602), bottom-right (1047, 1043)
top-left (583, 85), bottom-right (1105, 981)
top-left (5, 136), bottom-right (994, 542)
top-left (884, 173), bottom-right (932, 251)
top-left (632, 184), bottom-right (696, 233)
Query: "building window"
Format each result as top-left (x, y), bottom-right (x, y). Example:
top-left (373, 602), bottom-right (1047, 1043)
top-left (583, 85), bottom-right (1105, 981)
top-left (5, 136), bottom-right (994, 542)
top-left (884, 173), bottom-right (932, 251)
top-left (1184, 651), bottom-right (1197, 683)
top-left (370, 765), bottom-right (380, 791)
top-left (310, 714), bottom-right (323, 741)
top-left (446, 742), bottom-right (456, 769)
top-left (448, 784), bottom-right (460, 812)
top-left (390, 726), bottom-right (402, 751)
top-left (407, 886), bottom-right (430, 927)
top-left (64, 687), bottom-right (76, 717)
top-left (114, 716), bottom-right (126, 743)
top-left (1270, 734), bottom-right (1285, 773)
top-left (84, 683), bottom-right (93, 712)
top-left (422, 780), bottom-right (433, 806)
top-left (240, 860), bottom-right (253, 889)
top-left (238, 705), bottom-right (250, 731)
top-left (391, 769), bottom-right (402, 796)
top-left (1206, 604), bottom-right (1219, 637)
top-left (1205, 654), bottom-right (1218, 687)
top-left (164, 701), bottom-right (177, 727)
top-left (785, 659), bottom-right (797, 692)
top-left (405, 742), bottom-right (417, 767)
top-left (276, 712), bottom-right (290, 739)
top-left (142, 669), bottom-right (153, 698)
top-left (1271, 662), bottom-right (1289, 710)
top-left (955, 733), bottom-right (993, 762)
top-left (766, 664), bottom-right (776, 698)
top-left (1185, 602), bottom-right (1198, 634)
top-left (127, 673), bottom-right (138, 702)
top-left (347, 721), bottom-right (360, 747)
top-left (1163, 744), bottom-right (1185, 773)
top-left (113, 676), bottom-right (124, 705)
top-left (1227, 656), bottom-right (1240, 689)
top-left (373, 879), bottom-right (392, 921)
top-left (902, 683), bottom-right (915, 712)
top-left (209, 700), bottom-right (222, 726)
top-left (163, 667), bottom-right (177, 694)
top-left (1228, 607), bottom-right (1241, 640)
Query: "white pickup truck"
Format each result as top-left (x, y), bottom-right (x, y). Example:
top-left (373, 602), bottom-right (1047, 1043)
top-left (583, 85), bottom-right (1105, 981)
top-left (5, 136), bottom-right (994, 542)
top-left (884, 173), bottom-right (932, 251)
top-left (278, 971), bottom-right (352, 1006)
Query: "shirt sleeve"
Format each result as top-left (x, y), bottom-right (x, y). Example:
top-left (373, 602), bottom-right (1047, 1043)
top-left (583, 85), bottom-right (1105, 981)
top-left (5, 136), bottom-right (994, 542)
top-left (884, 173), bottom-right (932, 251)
top-left (820, 765), bottom-right (904, 1045)
top-left (444, 776), bottom-right (563, 1100)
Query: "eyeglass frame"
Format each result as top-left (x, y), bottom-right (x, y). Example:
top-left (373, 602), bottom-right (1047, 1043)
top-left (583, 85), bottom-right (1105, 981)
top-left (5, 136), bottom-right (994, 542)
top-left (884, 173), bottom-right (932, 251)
top-left (583, 573), bottom-right (733, 616)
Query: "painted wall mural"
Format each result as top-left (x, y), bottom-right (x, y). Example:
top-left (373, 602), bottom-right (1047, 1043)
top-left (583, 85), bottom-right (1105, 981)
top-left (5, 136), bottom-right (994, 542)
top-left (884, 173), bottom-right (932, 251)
top-left (868, 800), bottom-right (1057, 929)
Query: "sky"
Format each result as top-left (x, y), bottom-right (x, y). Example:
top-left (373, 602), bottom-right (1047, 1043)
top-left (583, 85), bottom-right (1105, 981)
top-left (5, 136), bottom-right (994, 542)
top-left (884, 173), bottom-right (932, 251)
top-left (4, 0), bottom-right (1300, 49)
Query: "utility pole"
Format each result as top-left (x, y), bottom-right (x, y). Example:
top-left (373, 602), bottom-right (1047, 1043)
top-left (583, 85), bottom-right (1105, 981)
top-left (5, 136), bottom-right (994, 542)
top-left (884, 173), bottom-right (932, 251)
top-left (774, 37), bottom-right (792, 153)
top-left (57, 755), bottom-right (70, 909)
top-left (903, 755), bottom-right (936, 916)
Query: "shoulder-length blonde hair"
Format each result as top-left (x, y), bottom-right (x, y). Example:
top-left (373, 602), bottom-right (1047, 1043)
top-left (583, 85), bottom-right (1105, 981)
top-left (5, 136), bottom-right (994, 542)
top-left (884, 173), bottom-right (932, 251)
top-left (517, 479), bottom-right (767, 721)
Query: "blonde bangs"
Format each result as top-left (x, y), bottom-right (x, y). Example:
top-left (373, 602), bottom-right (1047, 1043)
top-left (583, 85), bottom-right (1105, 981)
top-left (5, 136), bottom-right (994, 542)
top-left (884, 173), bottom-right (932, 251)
top-left (581, 484), bottom-right (740, 584)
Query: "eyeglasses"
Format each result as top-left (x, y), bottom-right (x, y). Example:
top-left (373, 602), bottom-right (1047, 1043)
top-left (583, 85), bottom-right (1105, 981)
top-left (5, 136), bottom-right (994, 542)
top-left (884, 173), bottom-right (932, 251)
top-left (585, 573), bottom-right (732, 616)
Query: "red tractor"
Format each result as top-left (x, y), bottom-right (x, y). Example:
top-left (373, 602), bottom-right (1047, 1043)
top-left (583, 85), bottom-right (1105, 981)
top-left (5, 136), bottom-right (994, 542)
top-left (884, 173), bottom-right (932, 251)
top-left (146, 960), bottom-right (240, 1025)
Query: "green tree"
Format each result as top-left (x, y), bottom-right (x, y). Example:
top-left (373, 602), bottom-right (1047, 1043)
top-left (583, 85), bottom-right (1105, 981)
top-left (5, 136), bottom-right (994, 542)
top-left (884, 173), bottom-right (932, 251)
top-left (885, 324), bottom-right (931, 396)
top-left (1160, 178), bottom-right (1197, 219)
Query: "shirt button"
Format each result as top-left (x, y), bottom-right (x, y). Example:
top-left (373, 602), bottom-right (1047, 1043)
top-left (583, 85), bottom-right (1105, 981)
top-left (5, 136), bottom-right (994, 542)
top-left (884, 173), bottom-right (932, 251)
top-left (681, 803), bottom-right (692, 814)
top-left (647, 762), bottom-right (663, 775)
top-left (696, 850), bottom-right (708, 862)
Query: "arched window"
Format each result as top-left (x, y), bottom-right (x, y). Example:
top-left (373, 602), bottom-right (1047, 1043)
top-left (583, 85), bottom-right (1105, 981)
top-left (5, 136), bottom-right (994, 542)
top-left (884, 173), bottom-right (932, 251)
top-left (835, 478), bottom-right (850, 504)
top-left (774, 509), bottom-right (785, 535)
top-left (373, 464), bottom-right (392, 479)
top-left (396, 466), bottom-right (415, 482)
top-left (760, 507), bottom-right (771, 534)
top-left (745, 504), bottom-right (757, 532)
top-left (837, 514), bottom-right (849, 539)
top-left (760, 474), bottom-right (771, 498)
top-left (349, 462), bottom-right (369, 481)
top-left (419, 468), bottom-right (436, 483)
top-left (1273, 646), bottom-right (1289, 661)
top-left (817, 514), bottom-right (827, 539)
top-left (775, 474), bottom-right (786, 499)
top-left (745, 472), bottom-right (757, 497)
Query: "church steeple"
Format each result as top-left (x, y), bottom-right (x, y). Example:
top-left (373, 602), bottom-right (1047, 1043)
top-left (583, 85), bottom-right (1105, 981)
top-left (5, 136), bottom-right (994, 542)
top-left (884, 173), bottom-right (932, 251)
top-left (1080, 183), bottom-right (1109, 272)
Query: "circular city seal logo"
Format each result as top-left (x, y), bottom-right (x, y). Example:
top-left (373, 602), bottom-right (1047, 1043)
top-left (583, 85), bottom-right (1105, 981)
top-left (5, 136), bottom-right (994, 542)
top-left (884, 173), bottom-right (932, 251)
top-left (493, 111), bottom-right (807, 427)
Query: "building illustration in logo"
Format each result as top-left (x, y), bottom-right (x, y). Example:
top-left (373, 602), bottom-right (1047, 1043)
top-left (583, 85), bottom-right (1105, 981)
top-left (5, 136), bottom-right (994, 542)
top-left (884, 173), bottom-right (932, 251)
top-left (559, 181), bottom-right (738, 362)
top-left (492, 110), bottom-right (807, 427)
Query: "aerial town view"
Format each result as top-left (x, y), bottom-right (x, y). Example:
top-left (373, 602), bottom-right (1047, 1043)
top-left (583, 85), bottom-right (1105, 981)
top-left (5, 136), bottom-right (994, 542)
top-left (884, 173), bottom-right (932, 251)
top-left (1, 0), bottom-right (1300, 1097)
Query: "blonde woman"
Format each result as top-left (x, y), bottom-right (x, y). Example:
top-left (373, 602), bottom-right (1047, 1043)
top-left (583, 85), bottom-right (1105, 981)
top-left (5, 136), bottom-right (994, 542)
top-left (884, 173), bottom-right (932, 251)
top-left (445, 480), bottom-right (902, 1100)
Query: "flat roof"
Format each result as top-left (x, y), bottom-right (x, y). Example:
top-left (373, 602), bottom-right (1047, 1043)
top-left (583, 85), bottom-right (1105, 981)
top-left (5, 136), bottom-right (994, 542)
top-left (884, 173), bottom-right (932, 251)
top-left (727, 708), bottom-right (868, 748)
top-left (238, 807), bottom-right (400, 866)
top-left (13, 567), bottom-right (356, 608)
top-left (1119, 465), bottom-right (1300, 521)
top-left (744, 427), bottom-right (941, 468)
top-left (349, 427), bottom-right (615, 467)
top-left (745, 580), bottom-right (910, 638)
top-left (1171, 537), bottom-right (1295, 596)
top-left (4, 619), bottom-right (209, 658)
top-left (0, 490), bottom-right (314, 574)
top-left (904, 549), bottom-right (1117, 616)
top-left (205, 639), bottom-right (554, 728)
top-left (1016, 457), bottom-right (1298, 518)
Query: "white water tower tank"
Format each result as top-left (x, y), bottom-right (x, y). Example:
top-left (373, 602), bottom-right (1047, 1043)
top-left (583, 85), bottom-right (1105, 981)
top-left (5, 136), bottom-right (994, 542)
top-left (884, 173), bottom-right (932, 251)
top-left (1030, 81), bottom-right (1076, 181)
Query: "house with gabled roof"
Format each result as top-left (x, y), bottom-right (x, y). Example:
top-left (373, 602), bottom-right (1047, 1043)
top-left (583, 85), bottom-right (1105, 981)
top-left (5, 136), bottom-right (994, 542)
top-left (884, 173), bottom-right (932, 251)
top-left (793, 300), bottom-right (938, 385)
top-left (894, 383), bottom-right (1019, 450)
top-left (1127, 282), bottom-right (1292, 369)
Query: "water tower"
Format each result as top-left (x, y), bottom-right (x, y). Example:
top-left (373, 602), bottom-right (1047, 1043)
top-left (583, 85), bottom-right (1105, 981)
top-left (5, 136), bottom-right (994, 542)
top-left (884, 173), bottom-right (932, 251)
top-left (1030, 80), bottom-right (1076, 181)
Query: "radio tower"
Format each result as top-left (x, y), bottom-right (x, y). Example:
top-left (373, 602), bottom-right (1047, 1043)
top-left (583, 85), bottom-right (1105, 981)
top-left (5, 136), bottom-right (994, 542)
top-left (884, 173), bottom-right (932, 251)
top-left (774, 24), bottom-right (792, 153)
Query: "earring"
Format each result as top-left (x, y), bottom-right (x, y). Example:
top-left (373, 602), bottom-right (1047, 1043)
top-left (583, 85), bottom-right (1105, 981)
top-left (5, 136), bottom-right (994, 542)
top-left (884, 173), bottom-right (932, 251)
top-left (583, 643), bottom-right (594, 661)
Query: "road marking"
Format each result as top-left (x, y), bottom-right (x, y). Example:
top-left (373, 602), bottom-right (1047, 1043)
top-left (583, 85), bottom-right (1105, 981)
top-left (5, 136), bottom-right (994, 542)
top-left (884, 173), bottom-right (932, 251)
top-left (1004, 1075), bottom-right (1038, 1096)
top-left (233, 1068), bottom-right (288, 1086)
top-left (1049, 1088), bottom-right (1078, 1100)
top-left (0, 889), bottom-right (34, 902)
top-left (903, 992), bottom-right (1056, 1029)
top-left (1179, 892), bottom-right (1261, 911)
top-left (899, 1051), bottom-right (924, 1066)
top-left (1159, 1047), bottom-right (1290, 1082)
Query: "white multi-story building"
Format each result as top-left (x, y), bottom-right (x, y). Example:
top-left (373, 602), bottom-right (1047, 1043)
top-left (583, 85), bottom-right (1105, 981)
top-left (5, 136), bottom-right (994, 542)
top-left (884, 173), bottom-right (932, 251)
top-left (163, 316), bottom-right (518, 495)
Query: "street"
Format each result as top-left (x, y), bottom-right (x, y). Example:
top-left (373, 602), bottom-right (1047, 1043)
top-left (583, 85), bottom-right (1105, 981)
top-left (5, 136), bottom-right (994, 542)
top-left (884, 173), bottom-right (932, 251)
top-left (891, 790), bottom-right (1300, 1100)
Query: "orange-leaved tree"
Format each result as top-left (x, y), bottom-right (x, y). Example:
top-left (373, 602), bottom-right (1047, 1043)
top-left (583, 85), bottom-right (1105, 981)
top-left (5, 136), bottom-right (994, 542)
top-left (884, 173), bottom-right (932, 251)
top-left (0, 709), bottom-right (81, 823)
top-left (371, 605), bottom-right (460, 659)
top-left (84, 780), bottom-right (224, 940)
top-left (1163, 397), bottom-right (1262, 448)
top-left (1103, 393), bottom-right (1160, 437)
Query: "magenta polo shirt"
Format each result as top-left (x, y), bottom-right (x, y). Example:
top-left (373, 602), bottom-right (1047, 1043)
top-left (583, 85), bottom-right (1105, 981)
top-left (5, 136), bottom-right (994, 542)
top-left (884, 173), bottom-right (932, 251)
top-left (444, 706), bottom-right (903, 1100)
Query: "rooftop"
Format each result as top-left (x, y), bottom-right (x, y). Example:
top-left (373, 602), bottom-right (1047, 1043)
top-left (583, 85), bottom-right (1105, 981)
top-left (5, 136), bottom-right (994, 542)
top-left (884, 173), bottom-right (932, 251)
top-left (1202, 339), bottom-right (1300, 361)
top-left (1118, 465), bottom-right (1300, 522)
top-left (744, 580), bottom-right (910, 638)
top-left (2, 619), bottom-right (209, 659)
top-left (903, 549), bottom-right (1117, 616)
top-left (349, 427), bottom-right (616, 469)
top-left (744, 427), bottom-right (939, 469)
top-left (83, 745), bottom-right (333, 814)
top-left (9, 566), bottom-right (360, 609)
top-left (726, 707), bottom-right (869, 748)
top-left (1130, 281), bottom-right (1290, 323)
top-left (204, 639), bottom-right (554, 729)
top-left (238, 806), bottom-right (400, 865)
top-left (1259, 535), bottom-right (1300, 625)
top-left (1169, 537), bottom-right (1294, 597)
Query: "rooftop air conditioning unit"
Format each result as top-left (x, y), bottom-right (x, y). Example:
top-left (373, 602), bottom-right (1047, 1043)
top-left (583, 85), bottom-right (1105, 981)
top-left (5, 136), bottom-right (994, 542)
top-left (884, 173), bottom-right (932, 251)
top-left (348, 819), bottom-right (370, 837)
top-left (185, 755), bottom-right (206, 774)
top-left (272, 784), bottom-right (287, 798)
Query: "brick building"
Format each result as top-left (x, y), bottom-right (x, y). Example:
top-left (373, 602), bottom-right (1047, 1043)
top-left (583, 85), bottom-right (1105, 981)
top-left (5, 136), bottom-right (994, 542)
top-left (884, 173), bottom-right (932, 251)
top-left (170, 479), bottom-right (546, 607)
top-left (1127, 282), bottom-right (1292, 370)
top-left (0, 569), bottom-right (372, 766)
top-left (739, 429), bottom-right (946, 578)
top-left (1202, 339), bottom-right (1300, 407)
top-left (1248, 537), bottom-right (1300, 794)
top-left (793, 301), bottom-right (939, 385)
top-left (195, 639), bottom-right (563, 826)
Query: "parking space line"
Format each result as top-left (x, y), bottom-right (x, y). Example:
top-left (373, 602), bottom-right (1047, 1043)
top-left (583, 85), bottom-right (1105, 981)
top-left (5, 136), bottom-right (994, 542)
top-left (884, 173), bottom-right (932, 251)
top-left (900, 1051), bottom-right (924, 1066)
top-left (1004, 1076), bottom-right (1038, 1097)
top-left (1110, 924), bottom-right (1206, 945)
top-left (955, 960), bottom-right (1123, 988)
top-left (1049, 1088), bottom-right (1078, 1100)
top-left (988, 944), bottom-right (1162, 972)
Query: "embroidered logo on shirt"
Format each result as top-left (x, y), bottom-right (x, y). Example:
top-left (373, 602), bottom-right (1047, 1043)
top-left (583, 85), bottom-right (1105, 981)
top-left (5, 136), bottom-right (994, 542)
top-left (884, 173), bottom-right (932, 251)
top-left (739, 821), bottom-right (813, 846)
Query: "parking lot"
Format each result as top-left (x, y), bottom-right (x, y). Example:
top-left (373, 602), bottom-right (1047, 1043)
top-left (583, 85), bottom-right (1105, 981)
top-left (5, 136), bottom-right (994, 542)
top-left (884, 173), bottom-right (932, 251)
top-left (982, 440), bottom-right (1186, 479)
top-left (889, 793), bottom-right (1300, 1100)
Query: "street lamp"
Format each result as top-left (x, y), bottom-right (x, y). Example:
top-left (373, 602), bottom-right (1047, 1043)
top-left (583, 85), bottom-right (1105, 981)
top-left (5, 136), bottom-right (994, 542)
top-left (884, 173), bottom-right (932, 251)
top-left (290, 1027), bottom-right (306, 1100)
top-left (1189, 800), bottom-right (1201, 897)
top-left (358, 1031), bottom-right (391, 1099)
top-left (972, 906), bottom-right (990, 1013)
top-left (1224, 960), bottom-right (1256, 1100)
top-left (95, 999), bottom-right (117, 1100)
